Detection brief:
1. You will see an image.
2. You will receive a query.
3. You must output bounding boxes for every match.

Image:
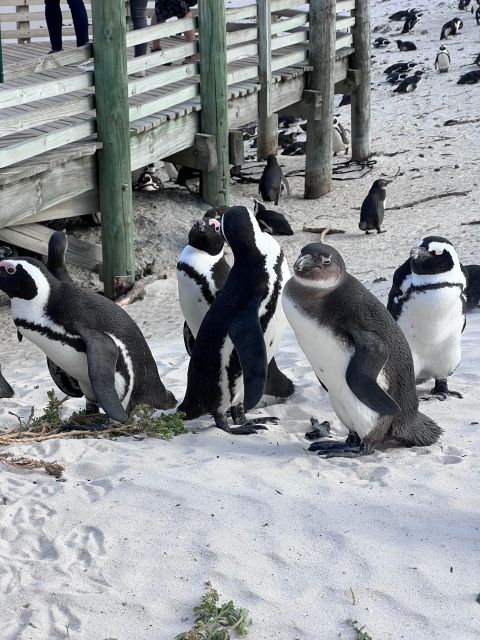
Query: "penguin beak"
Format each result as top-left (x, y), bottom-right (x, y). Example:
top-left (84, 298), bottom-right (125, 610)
top-left (294, 254), bottom-right (317, 272)
top-left (410, 246), bottom-right (429, 261)
top-left (194, 219), bottom-right (206, 232)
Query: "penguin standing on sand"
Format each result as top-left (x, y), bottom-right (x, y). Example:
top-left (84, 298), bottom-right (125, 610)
top-left (394, 70), bottom-right (424, 93)
top-left (253, 199), bottom-right (294, 236)
top-left (435, 45), bottom-right (451, 72)
top-left (387, 236), bottom-right (467, 400)
top-left (359, 179), bottom-right (390, 234)
top-left (176, 216), bottom-right (294, 400)
top-left (332, 116), bottom-right (349, 156)
top-left (0, 257), bottom-right (176, 421)
top-left (440, 18), bottom-right (463, 40)
top-left (282, 237), bottom-right (442, 458)
top-left (178, 206), bottom-right (290, 434)
top-left (0, 245), bottom-right (15, 398)
top-left (259, 155), bottom-right (290, 205)
top-left (402, 13), bottom-right (421, 33)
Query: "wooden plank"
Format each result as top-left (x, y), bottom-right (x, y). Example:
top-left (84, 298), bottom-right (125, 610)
top-left (0, 223), bottom-right (102, 272)
top-left (225, 4), bottom-right (257, 21)
top-left (271, 30), bottom-right (308, 50)
top-left (164, 133), bottom-right (217, 171)
top-left (3, 45), bottom-right (93, 81)
top-left (0, 72), bottom-right (93, 109)
top-left (270, 13), bottom-right (308, 35)
top-left (336, 0), bottom-right (356, 11)
top-left (129, 84), bottom-right (200, 124)
top-left (226, 27), bottom-right (257, 47)
top-left (18, 190), bottom-right (99, 224)
top-left (226, 42), bottom-right (258, 63)
top-left (127, 42), bottom-right (196, 74)
top-left (270, 0), bottom-right (307, 14)
top-left (127, 62), bottom-right (199, 95)
top-left (125, 16), bottom-right (196, 47)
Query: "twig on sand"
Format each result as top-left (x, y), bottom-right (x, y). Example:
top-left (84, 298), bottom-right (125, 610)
top-left (0, 452), bottom-right (64, 478)
top-left (444, 117), bottom-right (480, 127)
top-left (350, 586), bottom-right (356, 605)
top-left (388, 190), bottom-right (471, 210)
top-left (461, 220), bottom-right (480, 226)
top-left (115, 274), bottom-right (161, 307)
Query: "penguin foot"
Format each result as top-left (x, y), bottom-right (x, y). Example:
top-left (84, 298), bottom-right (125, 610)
top-left (308, 431), bottom-right (361, 452)
top-left (376, 229), bottom-right (386, 234)
top-left (319, 442), bottom-right (374, 459)
top-left (243, 416), bottom-right (279, 426)
top-left (214, 413), bottom-right (269, 435)
top-left (305, 417), bottom-right (331, 440)
top-left (426, 379), bottom-right (463, 400)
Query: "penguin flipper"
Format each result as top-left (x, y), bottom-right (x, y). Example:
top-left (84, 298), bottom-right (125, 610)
top-left (183, 321), bottom-right (196, 357)
top-left (227, 299), bottom-right (268, 411)
top-left (345, 327), bottom-right (400, 416)
top-left (387, 258), bottom-right (411, 318)
top-left (47, 357), bottom-right (83, 398)
top-left (0, 367), bottom-right (14, 398)
top-left (77, 327), bottom-right (128, 423)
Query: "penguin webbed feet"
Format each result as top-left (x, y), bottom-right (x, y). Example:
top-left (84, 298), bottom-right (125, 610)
top-left (376, 229), bottom-right (386, 234)
top-left (213, 409), bottom-right (276, 435)
top-left (308, 431), bottom-right (374, 458)
top-left (305, 417), bottom-right (331, 440)
top-left (424, 379), bottom-right (463, 401)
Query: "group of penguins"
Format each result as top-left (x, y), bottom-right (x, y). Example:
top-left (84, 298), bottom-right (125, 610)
top-left (0, 200), bottom-right (478, 459)
top-left (374, 6), bottom-right (480, 92)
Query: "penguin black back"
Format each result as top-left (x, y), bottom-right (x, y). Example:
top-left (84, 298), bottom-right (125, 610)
top-left (464, 264), bottom-right (480, 311)
top-left (359, 179), bottom-right (390, 234)
top-left (253, 199), bottom-right (294, 236)
top-left (259, 154), bottom-right (283, 205)
top-left (47, 230), bottom-right (73, 283)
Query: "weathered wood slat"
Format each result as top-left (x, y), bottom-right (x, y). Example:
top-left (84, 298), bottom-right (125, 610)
top-left (127, 42), bottom-right (196, 74)
top-left (3, 45), bottom-right (93, 81)
top-left (226, 27), bottom-right (258, 46)
top-left (125, 16), bottom-right (196, 47)
top-left (127, 62), bottom-right (198, 95)
top-left (0, 223), bottom-right (102, 272)
top-left (271, 30), bottom-right (308, 50)
top-left (0, 72), bottom-right (94, 109)
top-left (271, 13), bottom-right (308, 35)
top-left (225, 4), bottom-right (257, 21)
top-left (129, 84), bottom-right (200, 124)
top-left (226, 42), bottom-right (258, 63)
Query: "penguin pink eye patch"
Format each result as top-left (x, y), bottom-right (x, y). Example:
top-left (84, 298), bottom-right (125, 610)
top-left (0, 261), bottom-right (16, 274)
top-left (208, 218), bottom-right (221, 233)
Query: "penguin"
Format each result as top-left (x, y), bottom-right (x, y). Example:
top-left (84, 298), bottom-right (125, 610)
top-left (387, 236), bottom-right (467, 400)
top-left (282, 239), bottom-right (442, 458)
top-left (396, 40), bottom-right (417, 51)
top-left (435, 45), bottom-right (451, 73)
top-left (384, 61), bottom-right (417, 75)
top-left (389, 9), bottom-right (422, 22)
top-left (338, 94), bottom-right (351, 107)
top-left (475, 53), bottom-right (480, 67)
top-left (281, 141), bottom-right (306, 156)
top-left (402, 14), bottom-right (420, 34)
top-left (178, 206), bottom-right (291, 434)
top-left (176, 217), bottom-right (294, 400)
top-left (393, 70), bottom-right (424, 93)
top-left (259, 154), bottom-right (290, 205)
top-left (0, 364), bottom-right (14, 398)
top-left (47, 230), bottom-right (72, 283)
top-left (464, 264), bottom-right (480, 311)
top-left (440, 18), bottom-right (463, 40)
top-left (386, 71), bottom-right (408, 85)
top-left (0, 257), bottom-right (176, 421)
top-left (253, 199), bottom-right (294, 236)
top-left (457, 69), bottom-right (480, 84)
top-left (476, 5), bottom-right (480, 25)
top-left (278, 130), bottom-right (298, 148)
top-left (373, 37), bottom-right (391, 48)
top-left (359, 179), bottom-right (390, 234)
top-left (458, 0), bottom-right (471, 11)
top-left (134, 164), bottom-right (163, 192)
top-left (332, 116), bottom-right (349, 156)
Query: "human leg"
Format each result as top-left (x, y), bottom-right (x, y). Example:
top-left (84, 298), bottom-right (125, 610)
top-left (45, 0), bottom-right (63, 52)
top-left (130, 0), bottom-right (149, 57)
top-left (66, 0), bottom-right (89, 47)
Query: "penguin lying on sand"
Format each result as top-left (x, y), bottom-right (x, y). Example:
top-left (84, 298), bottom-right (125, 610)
top-left (0, 257), bottom-right (176, 421)
top-left (394, 70), bottom-right (423, 93)
top-left (475, 53), bottom-right (480, 67)
top-left (176, 217), bottom-right (294, 400)
top-left (373, 37), bottom-right (391, 48)
top-left (386, 71), bottom-right (408, 85)
top-left (464, 265), bottom-right (480, 310)
top-left (259, 155), bottom-right (290, 205)
top-left (387, 236), bottom-right (467, 400)
top-left (457, 69), bottom-right (480, 84)
top-left (282, 237), bottom-right (442, 458)
top-left (440, 18), bottom-right (463, 40)
top-left (396, 40), bottom-right (417, 51)
top-left (389, 9), bottom-right (419, 22)
top-left (359, 179), bottom-right (390, 234)
top-left (253, 199), bottom-right (294, 236)
top-left (178, 206), bottom-right (290, 434)
top-left (435, 45), bottom-right (451, 72)
top-left (384, 61), bottom-right (417, 75)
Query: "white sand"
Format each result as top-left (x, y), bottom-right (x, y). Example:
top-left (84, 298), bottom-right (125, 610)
top-left (1, 1), bottom-right (480, 638)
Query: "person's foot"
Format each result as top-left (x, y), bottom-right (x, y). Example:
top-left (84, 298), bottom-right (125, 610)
top-left (48, 49), bottom-right (63, 54)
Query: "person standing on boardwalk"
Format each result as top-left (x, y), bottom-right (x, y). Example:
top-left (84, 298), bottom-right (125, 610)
top-left (130, 0), bottom-right (149, 58)
top-left (151, 0), bottom-right (198, 63)
top-left (44, 0), bottom-right (89, 53)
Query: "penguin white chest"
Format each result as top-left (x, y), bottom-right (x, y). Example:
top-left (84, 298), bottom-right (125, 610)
top-left (437, 53), bottom-right (449, 70)
top-left (282, 295), bottom-right (384, 439)
top-left (176, 270), bottom-right (212, 337)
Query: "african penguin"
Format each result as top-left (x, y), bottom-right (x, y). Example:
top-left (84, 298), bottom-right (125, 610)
top-left (0, 257), bottom-right (176, 421)
top-left (464, 265), bottom-right (480, 311)
top-left (253, 199), bottom-right (294, 236)
top-left (389, 9), bottom-right (417, 22)
top-left (0, 364), bottom-right (14, 398)
top-left (387, 236), bottom-right (467, 400)
top-left (440, 18), bottom-right (463, 40)
top-left (259, 155), bottom-right (290, 205)
top-left (475, 53), bottom-right (480, 67)
top-left (393, 70), bottom-right (424, 93)
top-left (457, 69), bottom-right (480, 84)
top-left (384, 61), bottom-right (417, 75)
top-left (48, 230), bottom-right (73, 283)
top-left (332, 116), bottom-right (349, 156)
top-left (435, 45), bottom-right (451, 72)
top-left (359, 179), bottom-right (390, 234)
top-left (402, 14), bottom-right (420, 34)
top-left (476, 6), bottom-right (480, 25)
top-left (176, 216), bottom-right (294, 400)
top-left (373, 37), bottom-right (391, 48)
top-left (178, 206), bottom-right (290, 434)
top-left (396, 40), bottom-right (417, 51)
top-left (386, 71), bottom-right (408, 85)
top-left (282, 238), bottom-right (442, 458)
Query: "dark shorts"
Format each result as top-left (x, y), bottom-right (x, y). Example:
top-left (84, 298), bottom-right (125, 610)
top-left (155, 0), bottom-right (194, 22)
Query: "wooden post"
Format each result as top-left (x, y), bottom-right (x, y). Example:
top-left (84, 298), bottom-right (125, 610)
top-left (257, 0), bottom-right (278, 159)
top-left (91, 0), bottom-right (135, 299)
top-left (198, 0), bottom-right (230, 207)
top-left (351, 0), bottom-right (371, 161)
top-left (0, 25), bottom-right (3, 84)
top-left (304, 0), bottom-right (336, 199)
top-left (16, 3), bottom-right (30, 45)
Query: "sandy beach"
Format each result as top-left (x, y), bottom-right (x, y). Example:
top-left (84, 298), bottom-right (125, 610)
top-left (1, 0), bottom-right (479, 638)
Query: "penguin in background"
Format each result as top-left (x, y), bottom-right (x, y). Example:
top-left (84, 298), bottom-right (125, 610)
top-left (476, 4), bottom-right (480, 25)
top-left (253, 199), bottom-right (294, 236)
top-left (47, 230), bottom-right (73, 283)
top-left (176, 216), bottom-right (294, 400)
top-left (435, 45), bottom-right (451, 72)
top-left (475, 53), bottom-right (480, 66)
top-left (359, 179), bottom-right (390, 234)
top-left (0, 245), bottom-right (15, 398)
top-left (440, 18), bottom-right (463, 40)
top-left (0, 257), bottom-right (176, 422)
top-left (178, 206), bottom-right (291, 434)
top-left (457, 69), bottom-right (480, 84)
top-left (464, 264), bottom-right (480, 311)
top-left (396, 40), bottom-right (417, 51)
top-left (393, 70), bottom-right (424, 93)
top-left (373, 37), bottom-right (391, 48)
top-left (387, 236), bottom-right (467, 400)
top-left (259, 154), bottom-right (290, 205)
top-left (384, 61), bottom-right (417, 75)
top-left (402, 13), bottom-right (421, 34)
top-left (282, 237), bottom-right (442, 458)
top-left (332, 116), bottom-right (349, 156)
top-left (386, 71), bottom-right (408, 85)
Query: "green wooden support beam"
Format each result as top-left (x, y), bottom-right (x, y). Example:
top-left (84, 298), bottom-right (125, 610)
top-left (0, 24), bottom-right (3, 84)
top-left (198, 0), bottom-right (230, 207)
top-left (351, 0), bottom-right (371, 160)
top-left (91, 0), bottom-right (135, 299)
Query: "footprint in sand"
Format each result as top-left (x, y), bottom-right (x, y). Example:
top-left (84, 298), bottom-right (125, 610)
top-left (65, 525), bottom-right (106, 573)
top-left (77, 478), bottom-right (114, 503)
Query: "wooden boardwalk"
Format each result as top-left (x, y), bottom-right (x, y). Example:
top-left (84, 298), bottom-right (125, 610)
top-left (0, 0), bottom-right (366, 287)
